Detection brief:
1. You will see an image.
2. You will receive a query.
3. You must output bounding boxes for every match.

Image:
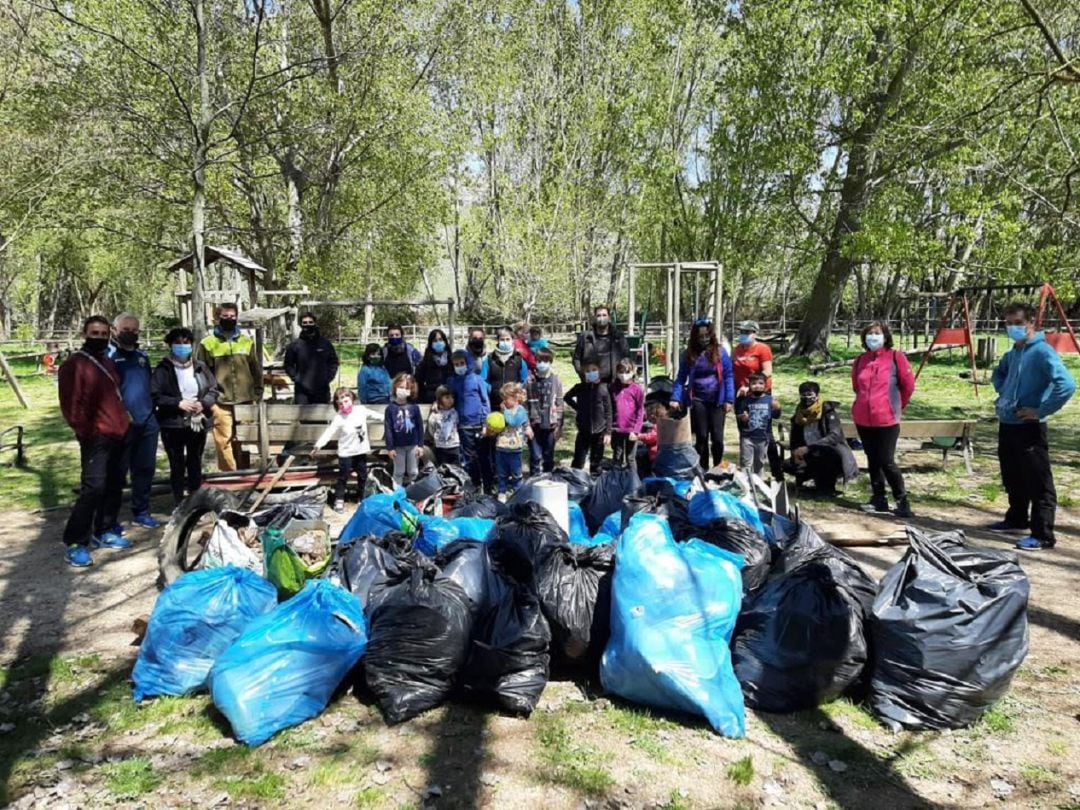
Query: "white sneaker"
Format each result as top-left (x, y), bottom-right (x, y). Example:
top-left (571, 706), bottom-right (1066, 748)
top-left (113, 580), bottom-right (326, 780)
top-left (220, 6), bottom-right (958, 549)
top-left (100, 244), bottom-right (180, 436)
top-left (333, 500), bottom-right (345, 514)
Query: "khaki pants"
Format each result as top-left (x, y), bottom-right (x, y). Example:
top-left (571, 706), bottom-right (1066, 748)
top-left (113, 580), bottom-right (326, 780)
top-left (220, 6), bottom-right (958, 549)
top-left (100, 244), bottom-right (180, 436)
top-left (211, 404), bottom-right (238, 471)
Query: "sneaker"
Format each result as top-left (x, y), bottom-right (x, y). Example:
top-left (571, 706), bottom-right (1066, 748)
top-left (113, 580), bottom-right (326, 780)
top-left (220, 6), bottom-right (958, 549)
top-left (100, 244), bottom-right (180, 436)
top-left (132, 513), bottom-right (162, 529)
top-left (333, 500), bottom-right (345, 514)
top-left (65, 545), bottom-right (93, 567)
top-left (91, 531), bottom-right (133, 550)
top-left (860, 496), bottom-right (890, 514)
top-left (894, 496), bottom-right (914, 519)
top-left (986, 520), bottom-right (1027, 532)
top-left (1015, 536), bottom-right (1054, 551)
top-left (108, 523), bottom-right (125, 536)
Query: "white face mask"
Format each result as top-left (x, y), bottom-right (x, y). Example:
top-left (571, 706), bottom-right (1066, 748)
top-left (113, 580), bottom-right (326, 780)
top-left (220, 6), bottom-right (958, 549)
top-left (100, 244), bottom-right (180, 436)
top-left (618, 372), bottom-right (632, 383)
top-left (865, 333), bottom-right (885, 351)
top-left (395, 387), bottom-right (410, 401)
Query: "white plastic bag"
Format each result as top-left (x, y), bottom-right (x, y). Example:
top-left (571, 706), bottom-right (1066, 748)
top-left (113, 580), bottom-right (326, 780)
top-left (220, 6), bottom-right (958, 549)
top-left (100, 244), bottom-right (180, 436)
top-left (199, 519), bottom-right (263, 576)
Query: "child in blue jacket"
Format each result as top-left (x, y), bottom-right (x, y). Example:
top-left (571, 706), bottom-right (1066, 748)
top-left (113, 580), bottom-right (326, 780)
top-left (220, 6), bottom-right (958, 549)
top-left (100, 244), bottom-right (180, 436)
top-left (385, 373), bottom-right (424, 487)
top-left (449, 349), bottom-right (491, 488)
top-left (358, 343), bottom-right (391, 404)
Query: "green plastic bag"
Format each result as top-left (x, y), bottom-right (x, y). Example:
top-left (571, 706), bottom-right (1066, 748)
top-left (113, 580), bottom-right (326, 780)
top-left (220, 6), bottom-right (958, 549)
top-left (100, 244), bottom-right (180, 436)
top-left (262, 527), bottom-right (329, 600)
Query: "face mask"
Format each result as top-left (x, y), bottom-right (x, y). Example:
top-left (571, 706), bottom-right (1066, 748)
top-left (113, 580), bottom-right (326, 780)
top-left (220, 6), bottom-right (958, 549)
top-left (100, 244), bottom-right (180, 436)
top-left (497, 340), bottom-right (513, 353)
top-left (117, 331), bottom-right (138, 348)
top-left (454, 364), bottom-right (468, 376)
top-left (585, 370), bottom-right (600, 383)
top-left (737, 334), bottom-right (752, 346)
top-left (395, 387), bottom-right (410, 401)
top-left (865, 334), bottom-right (885, 351)
top-left (84, 336), bottom-right (109, 353)
top-left (800, 395), bottom-right (818, 408)
top-left (171, 343), bottom-right (193, 361)
top-left (1006, 324), bottom-right (1028, 342)
top-left (535, 362), bottom-right (551, 375)
top-left (594, 316), bottom-right (609, 328)
top-left (697, 334), bottom-right (711, 347)
top-left (366, 356), bottom-right (382, 366)
top-left (300, 325), bottom-right (317, 337)
top-left (339, 400), bottom-right (353, 414)
top-left (431, 340), bottom-right (446, 354)
top-left (388, 336), bottom-right (404, 347)
top-left (618, 372), bottom-right (632, 383)
top-left (468, 338), bottom-right (485, 351)
top-left (219, 318), bottom-right (237, 332)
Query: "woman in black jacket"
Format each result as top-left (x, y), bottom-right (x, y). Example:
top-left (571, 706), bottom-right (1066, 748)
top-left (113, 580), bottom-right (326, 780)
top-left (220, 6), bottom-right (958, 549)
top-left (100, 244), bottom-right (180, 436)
top-left (784, 380), bottom-right (857, 496)
top-left (151, 327), bottom-right (220, 505)
top-left (415, 328), bottom-right (453, 404)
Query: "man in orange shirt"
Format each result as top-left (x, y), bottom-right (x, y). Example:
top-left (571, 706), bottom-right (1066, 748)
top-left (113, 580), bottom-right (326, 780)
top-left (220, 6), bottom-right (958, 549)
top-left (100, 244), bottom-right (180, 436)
top-left (732, 320), bottom-right (774, 395)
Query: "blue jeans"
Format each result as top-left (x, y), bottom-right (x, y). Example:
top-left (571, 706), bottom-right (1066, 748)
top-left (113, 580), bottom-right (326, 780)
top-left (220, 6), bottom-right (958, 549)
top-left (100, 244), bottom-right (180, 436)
top-left (125, 418), bottom-right (160, 516)
top-left (529, 427), bottom-right (557, 475)
top-left (496, 449), bottom-right (523, 494)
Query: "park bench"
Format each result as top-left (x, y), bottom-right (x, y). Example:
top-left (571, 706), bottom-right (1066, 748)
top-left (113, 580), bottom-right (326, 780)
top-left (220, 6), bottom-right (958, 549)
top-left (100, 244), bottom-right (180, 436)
top-left (0, 425), bottom-right (26, 467)
top-left (233, 402), bottom-right (433, 466)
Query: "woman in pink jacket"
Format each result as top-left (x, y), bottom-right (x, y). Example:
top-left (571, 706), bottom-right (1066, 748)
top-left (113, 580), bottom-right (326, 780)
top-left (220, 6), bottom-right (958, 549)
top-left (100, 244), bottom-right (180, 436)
top-left (851, 322), bottom-right (915, 517)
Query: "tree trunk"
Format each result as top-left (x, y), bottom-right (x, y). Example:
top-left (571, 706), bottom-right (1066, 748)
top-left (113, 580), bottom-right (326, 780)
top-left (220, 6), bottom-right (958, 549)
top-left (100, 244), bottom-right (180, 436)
top-left (190, 0), bottom-right (211, 341)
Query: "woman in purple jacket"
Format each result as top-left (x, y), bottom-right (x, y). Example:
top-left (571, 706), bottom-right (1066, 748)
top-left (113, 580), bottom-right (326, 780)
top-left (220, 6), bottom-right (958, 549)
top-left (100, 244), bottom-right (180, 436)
top-left (669, 318), bottom-right (735, 469)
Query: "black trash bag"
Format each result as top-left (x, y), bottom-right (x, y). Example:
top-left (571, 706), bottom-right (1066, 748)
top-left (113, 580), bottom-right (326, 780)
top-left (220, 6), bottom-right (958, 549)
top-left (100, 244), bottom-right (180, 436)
top-left (510, 467), bottom-right (594, 505)
top-left (434, 539), bottom-right (504, 615)
top-left (653, 444), bottom-right (701, 480)
top-left (731, 525), bottom-right (876, 712)
top-left (694, 518), bottom-right (772, 595)
top-left (450, 494), bottom-right (508, 519)
top-left (582, 464), bottom-right (642, 535)
top-left (869, 528), bottom-right (1029, 731)
top-left (620, 495), bottom-right (655, 532)
top-left (436, 464), bottom-right (475, 498)
top-left (534, 542), bottom-right (615, 668)
top-left (250, 490), bottom-right (327, 528)
top-left (640, 480), bottom-right (694, 541)
top-left (490, 501), bottom-right (569, 585)
top-left (326, 533), bottom-right (413, 610)
top-left (461, 579), bottom-right (551, 715)
top-left (364, 563), bottom-right (473, 724)
top-left (405, 466), bottom-right (443, 502)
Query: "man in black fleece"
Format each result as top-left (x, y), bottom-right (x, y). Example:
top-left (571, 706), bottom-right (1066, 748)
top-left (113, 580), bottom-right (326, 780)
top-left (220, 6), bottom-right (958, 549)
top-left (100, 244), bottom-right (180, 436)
top-left (284, 312), bottom-right (340, 404)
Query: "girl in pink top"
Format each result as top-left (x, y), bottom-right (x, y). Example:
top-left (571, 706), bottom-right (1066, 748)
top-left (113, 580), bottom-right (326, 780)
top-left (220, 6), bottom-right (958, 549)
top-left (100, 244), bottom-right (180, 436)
top-left (610, 358), bottom-right (645, 468)
top-left (851, 322), bottom-right (916, 517)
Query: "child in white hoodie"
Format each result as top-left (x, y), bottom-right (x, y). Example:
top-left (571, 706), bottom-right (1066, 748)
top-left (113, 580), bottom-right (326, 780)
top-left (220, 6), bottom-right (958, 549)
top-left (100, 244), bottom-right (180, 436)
top-left (313, 387), bottom-right (377, 512)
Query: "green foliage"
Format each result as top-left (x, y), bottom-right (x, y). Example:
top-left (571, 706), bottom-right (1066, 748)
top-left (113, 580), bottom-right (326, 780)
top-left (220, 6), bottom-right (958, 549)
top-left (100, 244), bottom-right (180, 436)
top-left (101, 758), bottom-right (162, 799)
top-left (726, 755), bottom-right (755, 786)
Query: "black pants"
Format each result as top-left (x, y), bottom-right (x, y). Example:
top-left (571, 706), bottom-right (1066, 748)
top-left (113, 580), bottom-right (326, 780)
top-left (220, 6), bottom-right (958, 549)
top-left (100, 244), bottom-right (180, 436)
top-left (690, 400), bottom-right (726, 469)
top-left (611, 431), bottom-right (637, 467)
top-left (161, 427), bottom-right (207, 504)
top-left (459, 426), bottom-right (484, 486)
top-left (336, 454), bottom-right (368, 502)
top-left (63, 434), bottom-right (126, 547)
top-left (294, 387), bottom-right (331, 405)
top-left (572, 431), bottom-right (605, 474)
top-left (785, 446), bottom-right (843, 493)
top-left (434, 446), bottom-right (461, 466)
top-left (999, 422), bottom-right (1056, 544)
top-left (856, 424), bottom-right (905, 500)
top-left (529, 427), bottom-right (557, 475)
top-left (478, 434), bottom-right (496, 492)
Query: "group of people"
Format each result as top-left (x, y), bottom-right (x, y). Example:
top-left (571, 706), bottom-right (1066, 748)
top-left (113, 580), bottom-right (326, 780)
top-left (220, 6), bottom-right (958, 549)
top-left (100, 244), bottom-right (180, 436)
top-left (56, 299), bottom-right (1074, 568)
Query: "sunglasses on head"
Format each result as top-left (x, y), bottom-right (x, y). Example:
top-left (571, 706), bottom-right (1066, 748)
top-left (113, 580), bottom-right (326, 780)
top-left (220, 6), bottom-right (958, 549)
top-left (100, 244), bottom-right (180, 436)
top-left (693, 318), bottom-right (713, 327)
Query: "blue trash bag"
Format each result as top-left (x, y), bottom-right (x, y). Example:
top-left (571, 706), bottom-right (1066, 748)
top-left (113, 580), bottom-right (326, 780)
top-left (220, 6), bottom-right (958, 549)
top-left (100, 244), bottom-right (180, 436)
top-left (415, 516), bottom-right (460, 556)
top-left (133, 567), bottom-right (277, 702)
top-left (209, 580), bottom-right (368, 746)
top-left (600, 511), bottom-right (622, 538)
top-left (340, 490), bottom-right (421, 543)
top-left (568, 502), bottom-right (592, 545)
top-left (642, 476), bottom-right (695, 499)
top-left (450, 517), bottom-right (496, 542)
top-left (600, 513), bottom-right (745, 737)
top-left (688, 490), bottom-right (765, 535)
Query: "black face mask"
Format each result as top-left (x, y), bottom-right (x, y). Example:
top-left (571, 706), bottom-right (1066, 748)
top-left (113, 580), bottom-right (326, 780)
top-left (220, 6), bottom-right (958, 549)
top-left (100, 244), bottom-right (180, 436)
top-left (219, 318), bottom-right (237, 333)
top-left (799, 395), bottom-right (819, 408)
top-left (696, 335), bottom-right (711, 347)
top-left (300, 326), bottom-right (318, 338)
top-left (84, 337), bottom-right (109, 354)
top-left (468, 338), bottom-right (485, 352)
top-left (116, 332), bottom-right (139, 348)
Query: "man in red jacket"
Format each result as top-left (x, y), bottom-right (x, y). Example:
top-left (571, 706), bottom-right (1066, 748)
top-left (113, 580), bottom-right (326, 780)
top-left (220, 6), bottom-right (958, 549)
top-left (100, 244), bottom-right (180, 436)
top-left (58, 315), bottom-right (134, 567)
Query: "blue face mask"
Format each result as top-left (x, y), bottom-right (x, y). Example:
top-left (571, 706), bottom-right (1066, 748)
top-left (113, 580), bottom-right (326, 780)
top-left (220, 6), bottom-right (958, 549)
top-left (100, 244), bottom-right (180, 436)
top-left (497, 340), bottom-right (513, 353)
top-left (454, 364), bottom-right (468, 376)
top-left (171, 344), bottom-right (193, 360)
top-left (432, 340), bottom-right (446, 354)
top-left (865, 334), bottom-right (885, 351)
top-left (737, 334), bottom-right (753, 345)
top-left (1006, 324), bottom-right (1028, 342)
top-left (535, 362), bottom-right (551, 375)
top-left (388, 335), bottom-right (404, 347)
top-left (585, 370), bottom-right (600, 383)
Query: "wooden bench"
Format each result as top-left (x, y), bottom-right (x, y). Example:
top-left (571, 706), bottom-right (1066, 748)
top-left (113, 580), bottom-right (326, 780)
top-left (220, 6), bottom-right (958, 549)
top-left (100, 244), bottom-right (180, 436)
top-left (233, 402), bottom-right (433, 464)
top-left (0, 425), bottom-right (26, 466)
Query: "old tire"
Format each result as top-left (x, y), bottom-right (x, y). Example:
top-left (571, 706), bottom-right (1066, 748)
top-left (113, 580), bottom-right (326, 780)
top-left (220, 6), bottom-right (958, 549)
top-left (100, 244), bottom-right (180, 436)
top-left (157, 487), bottom-right (241, 588)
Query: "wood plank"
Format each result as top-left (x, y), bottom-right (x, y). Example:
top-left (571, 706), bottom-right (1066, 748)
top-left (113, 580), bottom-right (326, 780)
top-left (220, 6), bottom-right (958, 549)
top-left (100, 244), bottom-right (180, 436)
top-left (236, 422), bottom-right (389, 443)
top-left (235, 402), bottom-right (432, 424)
top-left (841, 420), bottom-right (973, 439)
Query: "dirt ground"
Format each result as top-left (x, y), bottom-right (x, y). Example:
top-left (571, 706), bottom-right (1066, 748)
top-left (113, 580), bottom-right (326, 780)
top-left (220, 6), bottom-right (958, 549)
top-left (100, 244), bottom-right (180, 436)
top-left (0, 495), bottom-right (1078, 810)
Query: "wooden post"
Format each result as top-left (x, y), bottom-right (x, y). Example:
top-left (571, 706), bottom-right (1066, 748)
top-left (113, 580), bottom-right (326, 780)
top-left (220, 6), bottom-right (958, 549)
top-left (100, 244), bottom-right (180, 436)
top-left (673, 261), bottom-right (682, 368)
top-left (0, 352), bottom-right (30, 409)
top-left (712, 262), bottom-right (723, 334)
top-left (627, 264), bottom-right (637, 337)
top-left (665, 265), bottom-right (675, 377)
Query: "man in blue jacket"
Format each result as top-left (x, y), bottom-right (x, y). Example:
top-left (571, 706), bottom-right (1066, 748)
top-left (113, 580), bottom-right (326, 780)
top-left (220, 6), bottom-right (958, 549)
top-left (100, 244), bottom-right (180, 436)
top-left (449, 349), bottom-right (491, 488)
top-left (990, 301), bottom-right (1076, 550)
top-left (109, 313), bottom-right (161, 528)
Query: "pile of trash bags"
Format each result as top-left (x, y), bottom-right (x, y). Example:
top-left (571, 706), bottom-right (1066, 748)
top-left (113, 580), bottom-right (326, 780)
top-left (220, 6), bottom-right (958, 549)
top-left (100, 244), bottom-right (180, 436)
top-left (138, 464), bottom-right (1029, 746)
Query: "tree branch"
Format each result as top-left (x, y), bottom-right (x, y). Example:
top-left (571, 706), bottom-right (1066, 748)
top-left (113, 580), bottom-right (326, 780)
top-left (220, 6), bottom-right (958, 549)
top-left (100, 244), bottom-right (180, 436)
top-left (1019, 0), bottom-right (1080, 83)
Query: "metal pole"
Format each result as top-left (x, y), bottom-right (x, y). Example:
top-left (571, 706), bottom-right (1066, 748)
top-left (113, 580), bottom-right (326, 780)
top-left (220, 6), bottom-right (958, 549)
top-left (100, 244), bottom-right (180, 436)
top-left (673, 261), bottom-right (682, 373)
top-left (448, 301), bottom-right (456, 350)
top-left (627, 264), bottom-right (637, 337)
top-left (713, 262), bottom-right (723, 332)
top-left (665, 265), bottom-right (675, 377)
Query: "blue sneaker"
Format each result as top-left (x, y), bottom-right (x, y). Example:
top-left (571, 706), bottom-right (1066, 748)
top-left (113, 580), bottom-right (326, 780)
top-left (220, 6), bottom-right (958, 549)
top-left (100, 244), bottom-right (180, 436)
top-left (132, 513), bottom-right (162, 529)
top-left (108, 523), bottom-right (125, 536)
top-left (65, 545), bottom-right (94, 567)
top-left (91, 532), bottom-right (133, 550)
top-left (1015, 536), bottom-right (1052, 551)
top-left (987, 520), bottom-right (1026, 532)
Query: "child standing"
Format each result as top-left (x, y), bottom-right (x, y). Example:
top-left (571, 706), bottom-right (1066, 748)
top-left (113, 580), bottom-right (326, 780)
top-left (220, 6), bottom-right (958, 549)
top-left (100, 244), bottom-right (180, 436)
top-left (495, 382), bottom-right (532, 499)
top-left (610, 358), bottom-right (645, 467)
top-left (427, 385), bottom-right (461, 466)
top-left (735, 372), bottom-right (781, 476)
top-left (564, 362), bottom-right (612, 474)
top-left (636, 402), bottom-right (668, 477)
top-left (526, 347), bottom-right (564, 475)
top-left (358, 342), bottom-right (391, 404)
top-left (313, 387), bottom-right (376, 513)
top-left (385, 373), bottom-right (424, 486)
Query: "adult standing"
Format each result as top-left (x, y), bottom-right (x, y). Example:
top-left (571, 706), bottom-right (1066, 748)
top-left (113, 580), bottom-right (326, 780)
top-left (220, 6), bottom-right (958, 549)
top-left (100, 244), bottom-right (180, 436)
top-left (669, 318), bottom-right (735, 469)
top-left (108, 313), bottom-right (161, 528)
top-left (512, 321), bottom-right (537, 372)
top-left (151, 328), bottom-right (220, 505)
top-left (572, 304), bottom-right (629, 383)
top-left (196, 303), bottom-right (263, 471)
top-left (58, 316), bottom-right (134, 567)
top-left (416, 328), bottom-right (453, 404)
top-left (482, 326), bottom-right (529, 409)
top-left (989, 302), bottom-right (1076, 550)
top-left (283, 312), bottom-right (339, 404)
top-left (732, 320), bottom-right (774, 395)
top-left (382, 323), bottom-right (422, 378)
top-left (784, 381), bottom-right (858, 496)
top-left (851, 322), bottom-right (915, 517)
top-left (466, 326), bottom-right (487, 374)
